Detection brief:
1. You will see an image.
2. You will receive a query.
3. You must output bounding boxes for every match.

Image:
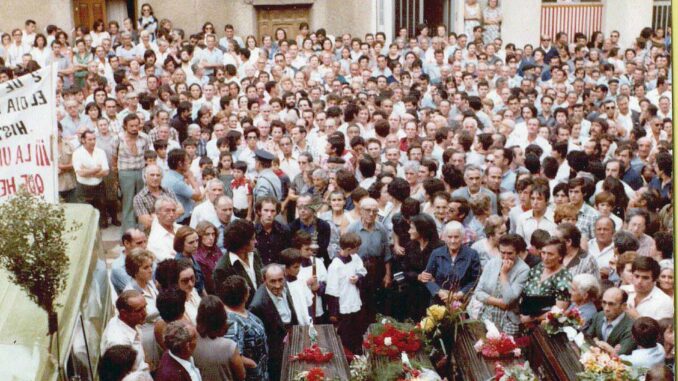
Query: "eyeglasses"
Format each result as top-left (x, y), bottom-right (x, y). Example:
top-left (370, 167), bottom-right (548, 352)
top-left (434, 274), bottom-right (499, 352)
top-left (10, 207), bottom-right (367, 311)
top-left (246, 136), bottom-right (258, 140)
top-left (605, 106), bottom-right (616, 110)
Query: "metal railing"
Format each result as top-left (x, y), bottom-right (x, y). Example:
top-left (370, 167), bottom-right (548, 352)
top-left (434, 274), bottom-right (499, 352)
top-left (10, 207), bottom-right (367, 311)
top-left (652, 0), bottom-right (671, 31)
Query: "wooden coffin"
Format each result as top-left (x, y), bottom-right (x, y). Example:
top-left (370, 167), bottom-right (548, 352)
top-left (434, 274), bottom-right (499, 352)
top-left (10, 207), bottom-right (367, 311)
top-left (452, 322), bottom-right (522, 381)
top-left (527, 326), bottom-right (584, 381)
top-left (281, 324), bottom-right (351, 381)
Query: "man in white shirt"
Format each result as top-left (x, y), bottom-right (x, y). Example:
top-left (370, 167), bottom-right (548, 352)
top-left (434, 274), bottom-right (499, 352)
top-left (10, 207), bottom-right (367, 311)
top-left (156, 320), bottom-right (202, 381)
top-left (198, 34), bottom-right (223, 77)
top-left (101, 290), bottom-right (150, 374)
top-left (620, 256), bottom-right (673, 321)
top-left (278, 136), bottom-right (300, 180)
top-left (7, 28), bottom-right (28, 68)
top-left (72, 131), bottom-right (109, 227)
top-left (515, 183), bottom-right (557, 245)
top-left (147, 197), bottom-right (180, 262)
top-left (189, 179), bottom-right (223, 228)
top-left (588, 216), bottom-right (616, 272)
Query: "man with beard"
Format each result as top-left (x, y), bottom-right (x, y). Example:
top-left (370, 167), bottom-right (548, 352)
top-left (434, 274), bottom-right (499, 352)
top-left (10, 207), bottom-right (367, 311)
top-left (116, 114), bottom-right (153, 231)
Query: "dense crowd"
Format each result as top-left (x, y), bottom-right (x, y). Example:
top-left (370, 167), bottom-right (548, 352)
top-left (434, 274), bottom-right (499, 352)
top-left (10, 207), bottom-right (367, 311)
top-left (0, 1), bottom-right (674, 380)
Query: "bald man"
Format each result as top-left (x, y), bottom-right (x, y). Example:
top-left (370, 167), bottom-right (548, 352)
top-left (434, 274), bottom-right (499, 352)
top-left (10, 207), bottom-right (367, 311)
top-left (586, 287), bottom-right (635, 355)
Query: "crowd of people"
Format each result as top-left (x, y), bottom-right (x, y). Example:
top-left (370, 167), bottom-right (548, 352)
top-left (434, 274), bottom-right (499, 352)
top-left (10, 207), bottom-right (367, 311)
top-left (1, 1), bottom-right (674, 380)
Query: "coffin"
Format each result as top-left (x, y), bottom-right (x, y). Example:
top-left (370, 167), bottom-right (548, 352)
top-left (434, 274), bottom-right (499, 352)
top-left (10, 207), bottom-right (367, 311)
top-left (452, 322), bottom-right (522, 381)
top-left (365, 322), bottom-right (439, 379)
top-left (281, 324), bottom-right (351, 381)
top-left (527, 326), bottom-right (584, 381)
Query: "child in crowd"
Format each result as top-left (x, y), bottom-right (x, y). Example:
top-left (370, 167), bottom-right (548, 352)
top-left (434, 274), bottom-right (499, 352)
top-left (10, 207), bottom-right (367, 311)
top-left (216, 151), bottom-right (234, 188)
top-left (231, 160), bottom-right (252, 219)
top-left (594, 191), bottom-right (623, 231)
top-left (153, 139), bottom-right (169, 172)
top-left (279, 248), bottom-right (312, 325)
top-left (292, 231), bottom-right (327, 322)
top-left (326, 232), bottom-right (367, 354)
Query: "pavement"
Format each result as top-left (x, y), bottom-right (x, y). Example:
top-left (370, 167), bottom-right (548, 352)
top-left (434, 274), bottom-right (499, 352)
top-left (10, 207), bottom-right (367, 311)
top-left (101, 224), bottom-right (123, 264)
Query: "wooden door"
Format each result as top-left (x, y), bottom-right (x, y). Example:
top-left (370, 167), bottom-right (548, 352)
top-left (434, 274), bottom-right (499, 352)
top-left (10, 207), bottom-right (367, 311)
top-left (73, 0), bottom-right (107, 29)
top-left (256, 5), bottom-right (310, 43)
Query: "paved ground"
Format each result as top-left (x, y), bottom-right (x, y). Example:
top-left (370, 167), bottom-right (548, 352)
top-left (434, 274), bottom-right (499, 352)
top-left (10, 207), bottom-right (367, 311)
top-left (101, 225), bottom-right (123, 263)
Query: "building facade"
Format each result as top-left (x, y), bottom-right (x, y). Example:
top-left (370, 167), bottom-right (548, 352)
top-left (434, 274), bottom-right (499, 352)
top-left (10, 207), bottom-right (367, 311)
top-left (0, 0), bottom-right (666, 49)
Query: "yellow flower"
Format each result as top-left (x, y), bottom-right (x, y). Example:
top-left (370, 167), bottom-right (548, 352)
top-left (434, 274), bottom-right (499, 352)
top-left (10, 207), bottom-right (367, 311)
top-left (426, 305), bottom-right (447, 322)
top-left (420, 317), bottom-right (436, 332)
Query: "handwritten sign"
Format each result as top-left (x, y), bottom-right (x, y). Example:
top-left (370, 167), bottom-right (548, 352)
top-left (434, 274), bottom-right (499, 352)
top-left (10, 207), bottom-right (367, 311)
top-left (0, 66), bottom-right (58, 203)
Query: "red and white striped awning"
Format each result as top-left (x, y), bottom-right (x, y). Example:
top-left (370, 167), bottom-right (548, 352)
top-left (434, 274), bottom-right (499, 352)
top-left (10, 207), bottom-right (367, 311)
top-left (540, 3), bottom-right (604, 42)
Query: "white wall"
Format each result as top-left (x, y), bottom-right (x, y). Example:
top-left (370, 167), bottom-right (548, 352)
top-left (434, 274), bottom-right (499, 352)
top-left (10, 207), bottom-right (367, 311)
top-left (501, 0), bottom-right (542, 48)
top-left (602, 0), bottom-right (653, 49)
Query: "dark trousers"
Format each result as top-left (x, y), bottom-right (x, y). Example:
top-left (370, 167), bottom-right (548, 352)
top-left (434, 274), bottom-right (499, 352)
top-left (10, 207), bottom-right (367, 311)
top-left (76, 182), bottom-right (106, 225)
top-left (337, 310), bottom-right (364, 354)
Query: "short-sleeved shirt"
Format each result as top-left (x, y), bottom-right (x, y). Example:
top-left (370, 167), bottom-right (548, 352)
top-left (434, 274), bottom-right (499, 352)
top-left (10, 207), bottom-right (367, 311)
top-left (115, 132), bottom-right (152, 171)
top-left (161, 170), bottom-right (195, 221)
top-left (133, 186), bottom-right (178, 222)
top-left (346, 220), bottom-right (392, 262)
top-left (72, 146), bottom-right (109, 185)
top-left (523, 263), bottom-right (572, 302)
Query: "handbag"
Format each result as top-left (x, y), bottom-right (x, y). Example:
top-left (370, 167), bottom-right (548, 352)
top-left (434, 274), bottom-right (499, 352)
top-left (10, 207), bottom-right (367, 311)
top-left (518, 294), bottom-right (556, 316)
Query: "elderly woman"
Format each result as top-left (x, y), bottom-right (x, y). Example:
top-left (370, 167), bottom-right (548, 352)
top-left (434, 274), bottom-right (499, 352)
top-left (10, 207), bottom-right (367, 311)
top-left (568, 273), bottom-right (600, 330)
top-left (403, 160), bottom-right (424, 201)
top-left (195, 221), bottom-right (223, 295)
top-left (420, 221), bottom-right (481, 304)
top-left (399, 214), bottom-right (444, 320)
top-left (657, 261), bottom-right (673, 297)
top-left (194, 295), bottom-right (246, 381)
top-left (174, 226), bottom-right (206, 296)
top-left (471, 215), bottom-right (506, 266)
top-left (220, 275), bottom-right (268, 381)
top-left (124, 248), bottom-right (161, 369)
top-left (318, 190), bottom-right (355, 235)
top-left (475, 234), bottom-right (530, 334)
top-left (520, 237), bottom-right (572, 324)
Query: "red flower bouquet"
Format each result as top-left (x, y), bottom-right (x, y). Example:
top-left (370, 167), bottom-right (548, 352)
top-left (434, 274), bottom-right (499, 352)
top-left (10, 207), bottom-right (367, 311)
top-left (290, 344), bottom-right (334, 363)
top-left (293, 367), bottom-right (325, 381)
top-left (474, 332), bottom-right (521, 358)
top-left (363, 323), bottom-right (422, 359)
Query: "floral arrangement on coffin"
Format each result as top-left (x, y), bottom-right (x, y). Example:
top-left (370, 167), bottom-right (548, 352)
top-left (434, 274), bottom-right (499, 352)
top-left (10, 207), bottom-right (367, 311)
top-left (493, 361), bottom-right (538, 381)
top-left (363, 318), bottom-right (423, 359)
top-left (576, 346), bottom-right (639, 381)
top-left (474, 320), bottom-right (522, 359)
top-left (541, 306), bottom-right (585, 336)
top-left (293, 367), bottom-right (325, 381)
top-left (349, 355), bottom-right (369, 381)
top-left (290, 344), bottom-right (334, 363)
top-left (371, 352), bottom-right (443, 381)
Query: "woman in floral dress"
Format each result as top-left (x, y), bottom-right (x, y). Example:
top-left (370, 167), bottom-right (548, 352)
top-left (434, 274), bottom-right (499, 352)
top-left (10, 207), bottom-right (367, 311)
top-left (483, 0), bottom-right (503, 44)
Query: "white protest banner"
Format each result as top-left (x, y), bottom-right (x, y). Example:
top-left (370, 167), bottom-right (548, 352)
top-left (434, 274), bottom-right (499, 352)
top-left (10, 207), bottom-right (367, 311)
top-left (0, 65), bottom-right (58, 203)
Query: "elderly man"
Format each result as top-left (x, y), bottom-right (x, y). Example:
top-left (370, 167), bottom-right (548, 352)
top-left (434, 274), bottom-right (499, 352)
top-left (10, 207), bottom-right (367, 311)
top-left (155, 320), bottom-right (202, 381)
top-left (289, 194), bottom-right (333, 265)
top-left (147, 197), bottom-right (180, 262)
top-left (212, 195), bottom-right (238, 253)
top-left (451, 164), bottom-right (498, 217)
top-left (133, 164), bottom-right (181, 231)
top-left (189, 179), bottom-right (224, 228)
top-left (101, 290), bottom-right (149, 374)
top-left (588, 216), bottom-right (616, 274)
top-left (254, 196), bottom-right (291, 265)
top-left (253, 149), bottom-right (283, 202)
top-left (249, 264), bottom-right (304, 381)
top-left (625, 208), bottom-right (657, 259)
top-left (163, 148), bottom-right (203, 225)
top-left (587, 287), bottom-right (636, 355)
top-left (347, 197), bottom-right (392, 317)
top-left (111, 228), bottom-right (148, 294)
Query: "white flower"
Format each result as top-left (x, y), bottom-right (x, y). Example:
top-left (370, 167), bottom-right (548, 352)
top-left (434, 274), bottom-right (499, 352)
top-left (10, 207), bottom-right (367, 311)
top-left (474, 339), bottom-right (484, 352)
top-left (550, 305), bottom-right (564, 314)
top-left (558, 316), bottom-right (567, 323)
top-left (384, 337), bottom-right (392, 346)
top-left (513, 348), bottom-right (522, 357)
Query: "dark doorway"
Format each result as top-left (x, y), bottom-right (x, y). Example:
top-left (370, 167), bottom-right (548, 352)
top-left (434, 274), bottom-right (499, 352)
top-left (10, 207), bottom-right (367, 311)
top-left (423, 0), bottom-right (444, 29)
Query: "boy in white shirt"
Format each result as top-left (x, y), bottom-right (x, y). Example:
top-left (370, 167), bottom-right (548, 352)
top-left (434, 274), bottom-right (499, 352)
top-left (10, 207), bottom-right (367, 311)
top-left (326, 233), bottom-right (367, 353)
top-left (292, 231), bottom-right (328, 321)
top-left (280, 249), bottom-right (312, 326)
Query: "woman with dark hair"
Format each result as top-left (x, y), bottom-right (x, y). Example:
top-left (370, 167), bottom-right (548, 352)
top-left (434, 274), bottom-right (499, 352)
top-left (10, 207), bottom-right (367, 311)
top-left (400, 213), bottom-right (444, 319)
top-left (30, 33), bottom-right (50, 68)
top-left (138, 3), bottom-right (158, 40)
top-left (195, 221), bottom-right (223, 295)
top-left (83, 102), bottom-right (102, 131)
top-left (194, 295), bottom-right (246, 381)
top-left (520, 237), bottom-right (572, 325)
top-left (602, 176), bottom-right (629, 220)
top-left (154, 287), bottom-right (189, 352)
top-left (174, 226), bottom-right (206, 295)
top-left (220, 275), bottom-right (268, 381)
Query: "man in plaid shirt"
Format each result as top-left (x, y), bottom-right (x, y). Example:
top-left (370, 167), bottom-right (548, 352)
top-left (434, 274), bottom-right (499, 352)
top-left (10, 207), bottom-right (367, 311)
top-left (569, 177), bottom-right (599, 243)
